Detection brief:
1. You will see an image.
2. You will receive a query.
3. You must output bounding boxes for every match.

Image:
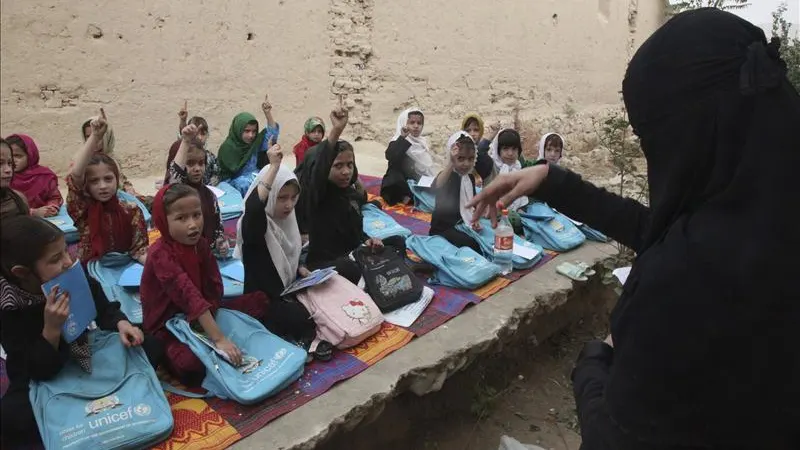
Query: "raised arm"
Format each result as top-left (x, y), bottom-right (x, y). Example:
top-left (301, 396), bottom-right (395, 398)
top-left (70, 108), bottom-right (107, 189)
top-left (262, 94), bottom-right (276, 128)
top-left (310, 103), bottom-right (349, 208)
top-left (173, 124), bottom-right (199, 169)
top-left (435, 142), bottom-right (459, 188)
top-left (177, 101), bottom-right (188, 135)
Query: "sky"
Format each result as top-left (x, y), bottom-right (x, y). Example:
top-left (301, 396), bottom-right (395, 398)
top-left (731, 0), bottom-right (799, 34)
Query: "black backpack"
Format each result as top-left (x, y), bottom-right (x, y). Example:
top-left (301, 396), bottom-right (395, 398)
top-left (353, 246), bottom-right (424, 312)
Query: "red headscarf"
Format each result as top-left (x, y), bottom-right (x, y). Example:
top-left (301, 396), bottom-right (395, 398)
top-left (7, 134), bottom-right (59, 209)
top-left (85, 157), bottom-right (133, 260)
top-left (150, 184), bottom-right (220, 296)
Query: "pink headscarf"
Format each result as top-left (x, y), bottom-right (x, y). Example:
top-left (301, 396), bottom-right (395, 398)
top-left (7, 134), bottom-right (58, 209)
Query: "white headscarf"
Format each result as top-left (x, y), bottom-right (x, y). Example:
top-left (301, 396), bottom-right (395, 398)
top-left (392, 108), bottom-right (437, 177)
top-left (489, 128), bottom-right (523, 174)
top-left (447, 131), bottom-right (476, 225)
top-left (234, 165), bottom-right (302, 287)
top-left (537, 132), bottom-right (565, 164)
top-left (489, 128), bottom-right (527, 211)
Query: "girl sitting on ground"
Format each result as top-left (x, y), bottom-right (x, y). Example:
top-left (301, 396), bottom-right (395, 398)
top-left (236, 146), bottom-right (330, 356)
top-left (489, 129), bottom-right (529, 231)
top-left (461, 113), bottom-right (502, 185)
top-left (538, 132), bottom-right (565, 165)
top-left (218, 95), bottom-right (280, 195)
top-left (293, 116), bottom-right (325, 166)
top-left (166, 102), bottom-right (221, 186)
top-left (304, 103), bottom-right (406, 281)
top-left (429, 131), bottom-right (482, 252)
top-left (166, 123), bottom-right (229, 258)
top-left (0, 215), bottom-right (161, 446)
top-left (0, 138), bottom-right (30, 220)
top-left (80, 112), bottom-right (136, 195)
top-left (5, 134), bottom-right (62, 217)
top-left (380, 108), bottom-right (437, 205)
top-left (68, 109), bottom-right (148, 264)
top-left (140, 183), bottom-right (269, 385)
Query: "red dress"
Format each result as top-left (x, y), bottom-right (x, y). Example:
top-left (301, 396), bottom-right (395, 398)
top-left (140, 185), bottom-right (268, 384)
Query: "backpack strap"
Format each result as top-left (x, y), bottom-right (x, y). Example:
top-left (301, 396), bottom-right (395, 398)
top-left (160, 381), bottom-right (212, 399)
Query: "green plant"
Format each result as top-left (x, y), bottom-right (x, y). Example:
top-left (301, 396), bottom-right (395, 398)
top-left (595, 108), bottom-right (644, 199)
top-left (595, 108), bottom-right (647, 253)
top-left (667, 0), bottom-right (749, 15)
top-left (772, 2), bottom-right (800, 90)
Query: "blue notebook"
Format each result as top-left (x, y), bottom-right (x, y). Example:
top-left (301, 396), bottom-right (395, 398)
top-left (118, 263), bottom-right (144, 287)
top-left (41, 261), bottom-right (97, 343)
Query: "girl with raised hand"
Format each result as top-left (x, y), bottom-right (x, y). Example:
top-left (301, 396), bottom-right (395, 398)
top-left (67, 109), bottom-right (148, 264)
top-left (218, 94), bottom-right (280, 195)
top-left (167, 123), bottom-right (228, 258)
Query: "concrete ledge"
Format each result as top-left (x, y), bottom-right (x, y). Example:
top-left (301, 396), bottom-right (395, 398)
top-left (233, 242), bottom-right (618, 450)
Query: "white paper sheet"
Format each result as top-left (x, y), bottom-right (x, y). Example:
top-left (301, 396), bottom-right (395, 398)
top-left (207, 185), bottom-right (225, 199)
top-left (513, 243), bottom-right (541, 260)
top-left (417, 175), bottom-right (435, 188)
top-left (612, 266), bottom-right (632, 285)
top-left (384, 286), bottom-right (435, 328)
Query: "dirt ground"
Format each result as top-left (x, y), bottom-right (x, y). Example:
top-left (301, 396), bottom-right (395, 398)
top-left (409, 324), bottom-right (602, 450)
top-left (318, 315), bottom-right (610, 450)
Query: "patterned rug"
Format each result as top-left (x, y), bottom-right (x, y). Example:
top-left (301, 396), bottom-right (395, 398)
top-left (2, 175), bottom-right (555, 450)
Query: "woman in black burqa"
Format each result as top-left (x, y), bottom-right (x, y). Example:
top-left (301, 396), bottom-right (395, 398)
top-left (468, 8), bottom-right (799, 450)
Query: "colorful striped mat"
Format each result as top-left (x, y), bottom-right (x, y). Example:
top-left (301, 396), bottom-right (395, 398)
top-left (1, 175), bottom-right (555, 450)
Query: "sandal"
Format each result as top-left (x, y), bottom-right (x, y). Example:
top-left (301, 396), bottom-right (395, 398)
top-left (311, 340), bottom-right (334, 362)
top-left (556, 262), bottom-right (589, 282)
top-left (574, 261), bottom-right (596, 277)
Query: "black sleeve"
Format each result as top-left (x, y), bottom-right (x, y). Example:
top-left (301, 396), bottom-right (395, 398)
top-left (309, 140), bottom-right (336, 208)
top-left (90, 276), bottom-right (127, 330)
top-left (242, 188), bottom-right (269, 245)
top-left (385, 139), bottom-right (412, 166)
top-left (241, 188), bottom-right (286, 301)
top-left (571, 340), bottom-right (613, 410)
top-left (257, 152), bottom-right (268, 170)
top-left (475, 146), bottom-right (494, 180)
top-left (536, 165), bottom-right (651, 252)
top-left (0, 309), bottom-right (68, 381)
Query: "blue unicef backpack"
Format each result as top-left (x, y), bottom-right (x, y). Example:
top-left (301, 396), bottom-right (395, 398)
top-left (29, 331), bottom-right (173, 450)
top-left (88, 254), bottom-right (143, 324)
top-left (519, 202), bottom-right (586, 252)
top-left (577, 223), bottom-right (609, 242)
top-left (166, 308), bottom-right (306, 405)
top-left (362, 204), bottom-right (411, 240)
top-left (455, 218), bottom-right (544, 270)
top-left (406, 180), bottom-right (436, 213)
top-left (405, 235), bottom-right (500, 290)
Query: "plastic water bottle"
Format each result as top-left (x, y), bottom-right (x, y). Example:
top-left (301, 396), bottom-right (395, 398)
top-left (493, 209), bottom-right (514, 275)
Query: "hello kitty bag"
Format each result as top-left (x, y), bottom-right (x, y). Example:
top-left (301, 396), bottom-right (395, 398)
top-left (295, 274), bottom-right (384, 349)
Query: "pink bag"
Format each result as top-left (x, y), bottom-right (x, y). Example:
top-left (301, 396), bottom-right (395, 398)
top-left (296, 274), bottom-right (384, 349)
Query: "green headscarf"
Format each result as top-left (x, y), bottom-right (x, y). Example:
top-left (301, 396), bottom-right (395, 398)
top-left (218, 112), bottom-right (264, 179)
top-left (303, 117), bottom-right (325, 135)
